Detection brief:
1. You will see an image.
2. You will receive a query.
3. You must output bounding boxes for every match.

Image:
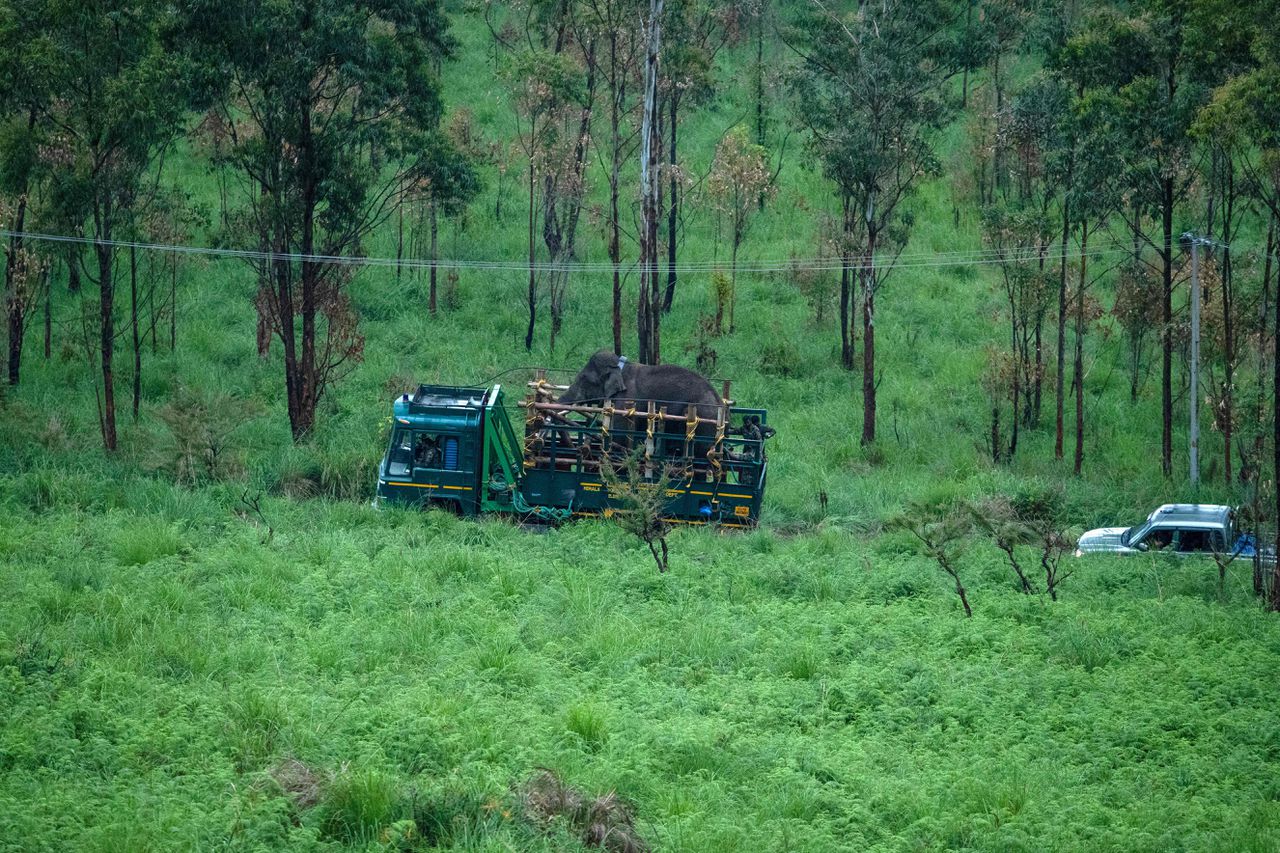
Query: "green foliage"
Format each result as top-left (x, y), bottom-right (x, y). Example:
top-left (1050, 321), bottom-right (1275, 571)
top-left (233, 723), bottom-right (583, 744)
top-left (565, 703), bottom-right (609, 752)
top-left (4, 3), bottom-right (1280, 850)
top-left (110, 518), bottom-right (185, 566)
top-left (4, 492), bottom-right (1280, 850)
top-left (759, 330), bottom-right (801, 377)
top-left (320, 765), bottom-right (402, 843)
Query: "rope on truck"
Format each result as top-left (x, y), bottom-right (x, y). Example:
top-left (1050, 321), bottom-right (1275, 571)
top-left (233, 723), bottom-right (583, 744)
top-left (709, 416), bottom-right (726, 478)
top-left (506, 484), bottom-right (573, 524)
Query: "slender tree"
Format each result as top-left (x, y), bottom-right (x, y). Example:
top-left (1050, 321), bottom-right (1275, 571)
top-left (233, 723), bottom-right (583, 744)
top-left (191, 0), bottom-right (462, 440)
top-left (579, 0), bottom-right (642, 355)
top-left (636, 0), bottom-right (665, 364)
top-left (1055, 5), bottom-right (1204, 478)
top-left (791, 0), bottom-right (953, 445)
top-left (0, 0), bottom-right (54, 387)
top-left (35, 0), bottom-right (190, 450)
top-left (706, 127), bottom-right (773, 333)
top-left (661, 0), bottom-right (726, 312)
top-left (509, 48), bottom-right (583, 353)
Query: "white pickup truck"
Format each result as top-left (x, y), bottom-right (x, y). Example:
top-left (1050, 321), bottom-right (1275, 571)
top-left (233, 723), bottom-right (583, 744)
top-left (1075, 503), bottom-right (1265, 559)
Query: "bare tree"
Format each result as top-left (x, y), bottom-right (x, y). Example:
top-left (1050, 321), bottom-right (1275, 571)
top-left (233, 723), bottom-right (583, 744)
top-left (509, 48), bottom-right (584, 352)
top-left (579, 0), bottom-right (642, 354)
top-left (889, 503), bottom-right (973, 617)
top-left (636, 0), bottom-right (665, 364)
top-left (706, 127), bottom-right (774, 333)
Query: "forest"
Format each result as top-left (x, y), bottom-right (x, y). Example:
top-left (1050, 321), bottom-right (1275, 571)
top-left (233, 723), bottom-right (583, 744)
top-left (4, 0), bottom-right (1280, 850)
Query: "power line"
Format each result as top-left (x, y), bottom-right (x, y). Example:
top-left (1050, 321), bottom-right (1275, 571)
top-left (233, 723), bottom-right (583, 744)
top-left (0, 227), bottom-right (1181, 275)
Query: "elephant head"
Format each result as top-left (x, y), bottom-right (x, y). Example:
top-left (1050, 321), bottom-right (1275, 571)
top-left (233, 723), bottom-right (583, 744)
top-left (559, 349), bottom-right (629, 405)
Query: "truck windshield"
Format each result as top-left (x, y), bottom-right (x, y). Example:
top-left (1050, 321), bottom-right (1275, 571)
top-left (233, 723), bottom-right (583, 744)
top-left (387, 430), bottom-right (413, 476)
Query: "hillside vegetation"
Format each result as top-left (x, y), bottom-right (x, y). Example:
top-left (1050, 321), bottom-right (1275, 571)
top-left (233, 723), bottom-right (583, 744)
top-left (4, 0), bottom-right (1280, 849)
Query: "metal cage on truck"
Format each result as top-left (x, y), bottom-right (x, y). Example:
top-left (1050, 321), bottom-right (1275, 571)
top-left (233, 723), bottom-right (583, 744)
top-left (375, 376), bottom-right (770, 527)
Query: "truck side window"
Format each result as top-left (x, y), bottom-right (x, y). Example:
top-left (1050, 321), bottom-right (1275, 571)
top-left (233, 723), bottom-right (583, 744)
top-left (1176, 529), bottom-right (1209, 553)
top-left (411, 433), bottom-right (460, 470)
top-left (414, 433), bottom-right (441, 468)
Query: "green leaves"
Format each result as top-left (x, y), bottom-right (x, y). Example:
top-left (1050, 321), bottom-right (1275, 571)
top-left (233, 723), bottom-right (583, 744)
top-left (790, 0), bottom-right (950, 232)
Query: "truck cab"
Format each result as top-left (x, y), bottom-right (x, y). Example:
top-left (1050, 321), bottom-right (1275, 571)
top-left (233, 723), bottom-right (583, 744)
top-left (376, 384), bottom-right (523, 515)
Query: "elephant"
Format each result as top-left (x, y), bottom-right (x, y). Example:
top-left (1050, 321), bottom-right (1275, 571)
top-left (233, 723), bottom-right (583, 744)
top-left (554, 350), bottom-right (726, 462)
top-left (558, 349), bottom-right (723, 422)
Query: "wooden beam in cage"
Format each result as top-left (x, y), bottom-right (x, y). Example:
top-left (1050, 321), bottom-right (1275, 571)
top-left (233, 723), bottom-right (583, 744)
top-left (521, 399), bottom-right (728, 427)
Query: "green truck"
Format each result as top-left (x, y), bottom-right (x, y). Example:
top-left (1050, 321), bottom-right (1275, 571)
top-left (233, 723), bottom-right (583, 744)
top-left (375, 381), bottom-right (771, 527)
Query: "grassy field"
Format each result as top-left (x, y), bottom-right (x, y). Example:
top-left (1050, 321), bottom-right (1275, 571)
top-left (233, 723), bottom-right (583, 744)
top-left (3, 3), bottom-right (1280, 851)
top-left (4, 484), bottom-right (1280, 852)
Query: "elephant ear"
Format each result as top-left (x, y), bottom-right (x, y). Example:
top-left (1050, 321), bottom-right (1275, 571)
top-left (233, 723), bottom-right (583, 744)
top-left (602, 366), bottom-right (626, 400)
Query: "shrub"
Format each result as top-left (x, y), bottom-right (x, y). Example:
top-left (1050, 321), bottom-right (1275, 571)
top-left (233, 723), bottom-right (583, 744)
top-left (154, 386), bottom-right (259, 485)
top-left (760, 333), bottom-right (801, 377)
top-left (566, 704), bottom-right (609, 752)
top-left (111, 519), bottom-right (185, 566)
top-left (320, 765), bottom-right (402, 843)
top-left (521, 769), bottom-right (648, 853)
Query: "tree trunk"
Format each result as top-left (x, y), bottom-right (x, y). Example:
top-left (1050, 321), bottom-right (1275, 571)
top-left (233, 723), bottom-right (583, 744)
top-left (68, 241), bottom-right (81, 294)
top-left (169, 249), bottom-right (176, 352)
top-left (1161, 176), bottom-right (1174, 477)
top-left (526, 161), bottom-right (537, 352)
top-left (1074, 222), bottom-right (1088, 476)
top-left (729, 238), bottom-right (739, 334)
top-left (840, 256), bottom-right (852, 369)
top-left (637, 0), bottom-right (664, 364)
top-left (130, 245), bottom-right (141, 421)
top-left (944, 562), bottom-right (972, 617)
top-left (755, 8), bottom-right (766, 210)
top-left (840, 196), bottom-right (854, 370)
top-left (992, 51), bottom-right (1004, 200)
top-left (961, 0), bottom-right (972, 109)
top-left (663, 90), bottom-right (679, 312)
top-left (861, 227), bottom-right (877, 446)
top-left (294, 105), bottom-right (321, 442)
top-left (274, 238), bottom-right (300, 437)
top-left (96, 228), bottom-right (118, 452)
top-left (1273, 220), bottom-right (1280, 611)
top-left (429, 195), bottom-right (439, 314)
top-left (609, 32), bottom-right (623, 356)
top-left (1219, 161), bottom-right (1236, 485)
top-left (43, 266), bottom-right (51, 360)
top-left (5, 131), bottom-right (32, 386)
top-left (396, 198), bottom-right (404, 282)
top-left (148, 253), bottom-right (158, 355)
top-left (1033, 307), bottom-right (1043, 424)
top-left (991, 405), bottom-right (1001, 463)
top-left (1055, 179), bottom-right (1070, 460)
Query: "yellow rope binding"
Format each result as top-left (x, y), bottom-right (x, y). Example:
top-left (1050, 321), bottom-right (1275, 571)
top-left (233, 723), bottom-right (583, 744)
top-left (708, 413), bottom-right (726, 478)
top-left (601, 404), bottom-right (613, 441)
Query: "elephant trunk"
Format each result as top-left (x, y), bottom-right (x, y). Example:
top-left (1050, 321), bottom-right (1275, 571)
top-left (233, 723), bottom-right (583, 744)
top-left (558, 379), bottom-right (584, 406)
